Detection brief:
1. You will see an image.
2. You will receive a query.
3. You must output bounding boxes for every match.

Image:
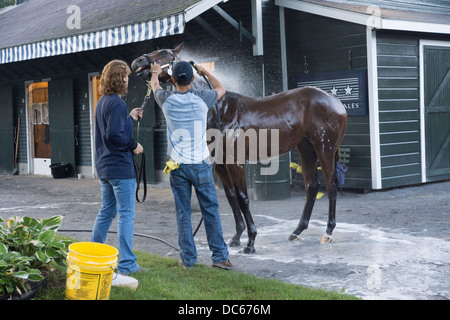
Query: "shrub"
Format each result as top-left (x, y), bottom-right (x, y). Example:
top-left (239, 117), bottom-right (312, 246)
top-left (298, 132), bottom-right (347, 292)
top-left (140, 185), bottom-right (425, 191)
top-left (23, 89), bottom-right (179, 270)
top-left (0, 216), bottom-right (72, 297)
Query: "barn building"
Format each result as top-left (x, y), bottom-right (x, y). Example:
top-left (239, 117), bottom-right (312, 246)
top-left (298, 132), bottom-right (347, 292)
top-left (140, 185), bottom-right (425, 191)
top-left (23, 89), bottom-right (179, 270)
top-left (0, 0), bottom-right (448, 194)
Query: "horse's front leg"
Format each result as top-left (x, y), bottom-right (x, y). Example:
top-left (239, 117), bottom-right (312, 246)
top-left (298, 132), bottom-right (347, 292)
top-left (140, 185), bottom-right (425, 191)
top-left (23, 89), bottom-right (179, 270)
top-left (228, 164), bottom-right (256, 254)
top-left (214, 164), bottom-right (245, 247)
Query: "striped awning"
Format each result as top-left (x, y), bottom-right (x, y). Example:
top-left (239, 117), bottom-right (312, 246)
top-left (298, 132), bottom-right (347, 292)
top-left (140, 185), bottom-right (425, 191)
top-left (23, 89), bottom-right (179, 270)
top-left (0, 13), bottom-right (184, 64)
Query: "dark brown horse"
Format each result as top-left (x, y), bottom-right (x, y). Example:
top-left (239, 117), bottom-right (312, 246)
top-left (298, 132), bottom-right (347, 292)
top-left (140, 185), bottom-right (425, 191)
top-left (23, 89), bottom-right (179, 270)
top-left (131, 43), bottom-right (347, 253)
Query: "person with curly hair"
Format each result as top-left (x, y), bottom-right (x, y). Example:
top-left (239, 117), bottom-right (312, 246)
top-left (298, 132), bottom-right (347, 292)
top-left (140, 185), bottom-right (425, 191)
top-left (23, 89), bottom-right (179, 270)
top-left (91, 59), bottom-right (146, 275)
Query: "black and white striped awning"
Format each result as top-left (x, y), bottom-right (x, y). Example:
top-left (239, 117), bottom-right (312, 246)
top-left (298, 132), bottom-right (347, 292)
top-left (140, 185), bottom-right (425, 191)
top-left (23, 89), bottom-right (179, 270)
top-left (0, 13), bottom-right (184, 64)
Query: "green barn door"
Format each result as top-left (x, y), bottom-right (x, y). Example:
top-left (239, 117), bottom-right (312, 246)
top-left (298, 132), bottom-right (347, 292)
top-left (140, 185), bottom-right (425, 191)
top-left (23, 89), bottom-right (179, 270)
top-left (48, 79), bottom-right (76, 177)
top-left (423, 45), bottom-right (450, 181)
top-left (0, 85), bottom-right (14, 174)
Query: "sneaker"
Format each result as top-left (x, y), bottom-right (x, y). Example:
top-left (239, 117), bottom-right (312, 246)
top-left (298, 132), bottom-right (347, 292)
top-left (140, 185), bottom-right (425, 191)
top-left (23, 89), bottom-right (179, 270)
top-left (111, 273), bottom-right (139, 290)
top-left (212, 260), bottom-right (233, 270)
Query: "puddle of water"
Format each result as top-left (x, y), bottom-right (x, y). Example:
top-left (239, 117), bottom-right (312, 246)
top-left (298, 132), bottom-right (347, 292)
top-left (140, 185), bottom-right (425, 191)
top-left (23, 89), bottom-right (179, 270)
top-left (201, 214), bottom-right (450, 300)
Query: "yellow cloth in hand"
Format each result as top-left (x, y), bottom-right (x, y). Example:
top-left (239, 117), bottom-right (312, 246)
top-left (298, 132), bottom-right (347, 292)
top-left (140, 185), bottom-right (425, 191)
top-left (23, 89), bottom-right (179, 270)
top-left (163, 159), bottom-right (179, 174)
top-left (289, 162), bottom-right (322, 174)
top-left (289, 162), bottom-right (302, 174)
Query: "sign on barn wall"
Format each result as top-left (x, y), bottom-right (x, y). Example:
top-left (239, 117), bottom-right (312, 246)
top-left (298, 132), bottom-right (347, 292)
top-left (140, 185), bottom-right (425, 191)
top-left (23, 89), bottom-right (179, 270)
top-left (293, 69), bottom-right (368, 116)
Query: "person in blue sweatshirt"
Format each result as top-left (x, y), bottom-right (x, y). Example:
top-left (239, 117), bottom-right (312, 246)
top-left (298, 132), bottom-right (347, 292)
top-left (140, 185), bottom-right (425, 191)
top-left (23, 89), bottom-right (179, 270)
top-left (91, 59), bottom-right (146, 275)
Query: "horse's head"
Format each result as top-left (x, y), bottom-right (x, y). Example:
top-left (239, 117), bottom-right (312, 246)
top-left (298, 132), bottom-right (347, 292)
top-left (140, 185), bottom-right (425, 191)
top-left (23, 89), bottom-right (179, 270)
top-left (131, 42), bottom-right (184, 82)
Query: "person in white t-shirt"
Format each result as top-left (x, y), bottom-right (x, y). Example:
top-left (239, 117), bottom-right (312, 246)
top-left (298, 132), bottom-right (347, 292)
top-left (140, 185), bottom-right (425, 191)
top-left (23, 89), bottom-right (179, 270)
top-left (150, 60), bottom-right (232, 270)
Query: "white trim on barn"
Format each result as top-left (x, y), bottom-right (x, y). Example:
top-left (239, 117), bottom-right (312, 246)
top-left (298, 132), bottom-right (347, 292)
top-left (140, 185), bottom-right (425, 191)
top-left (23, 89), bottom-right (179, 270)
top-left (185, 0), bottom-right (226, 22)
top-left (276, 0), bottom-right (372, 26)
top-left (366, 27), bottom-right (382, 190)
top-left (275, 0), bottom-right (450, 34)
top-left (279, 6), bottom-right (288, 92)
top-left (251, 0), bottom-right (264, 56)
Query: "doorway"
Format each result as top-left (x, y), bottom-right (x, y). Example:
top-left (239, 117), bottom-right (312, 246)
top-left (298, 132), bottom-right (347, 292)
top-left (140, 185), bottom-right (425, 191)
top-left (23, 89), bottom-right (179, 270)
top-left (420, 40), bottom-right (450, 182)
top-left (89, 73), bottom-right (102, 178)
top-left (27, 81), bottom-right (51, 175)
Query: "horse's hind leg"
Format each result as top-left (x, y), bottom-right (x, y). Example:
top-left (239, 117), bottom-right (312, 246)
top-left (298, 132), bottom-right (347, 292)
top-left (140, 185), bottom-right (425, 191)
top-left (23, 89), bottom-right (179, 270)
top-left (214, 164), bottom-right (246, 248)
top-left (288, 139), bottom-right (319, 241)
top-left (228, 164), bottom-right (256, 254)
top-left (317, 150), bottom-right (339, 243)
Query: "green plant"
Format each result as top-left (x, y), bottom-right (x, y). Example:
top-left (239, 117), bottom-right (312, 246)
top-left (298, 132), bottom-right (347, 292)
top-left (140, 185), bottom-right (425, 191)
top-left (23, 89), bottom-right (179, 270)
top-left (0, 216), bottom-right (72, 297)
top-left (0, 248), bottom-right (43, 296)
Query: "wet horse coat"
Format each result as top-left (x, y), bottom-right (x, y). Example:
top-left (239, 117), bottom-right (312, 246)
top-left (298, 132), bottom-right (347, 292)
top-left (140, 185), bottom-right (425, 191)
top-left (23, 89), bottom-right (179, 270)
top-left (131, 43), bottom-right (348, 253)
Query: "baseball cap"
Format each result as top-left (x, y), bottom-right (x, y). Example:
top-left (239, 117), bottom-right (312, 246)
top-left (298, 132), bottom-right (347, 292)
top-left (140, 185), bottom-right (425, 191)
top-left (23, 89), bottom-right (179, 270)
top-left (172, 61), bottom-right (194, 85)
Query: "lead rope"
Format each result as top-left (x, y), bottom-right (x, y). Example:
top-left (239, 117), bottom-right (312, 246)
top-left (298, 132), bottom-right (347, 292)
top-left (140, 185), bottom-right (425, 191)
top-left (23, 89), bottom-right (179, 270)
top-left (134, 80), bottom-right (152, 203)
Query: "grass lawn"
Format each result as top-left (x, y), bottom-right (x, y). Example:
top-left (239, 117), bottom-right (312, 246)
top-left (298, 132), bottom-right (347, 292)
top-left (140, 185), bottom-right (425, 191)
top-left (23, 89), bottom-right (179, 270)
top-left (37, 249), bottom-right (359, 301)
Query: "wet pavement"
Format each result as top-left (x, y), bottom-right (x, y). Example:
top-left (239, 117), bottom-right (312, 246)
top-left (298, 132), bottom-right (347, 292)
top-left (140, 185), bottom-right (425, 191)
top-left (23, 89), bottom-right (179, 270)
top-left (0, 175), bottom-right (449, 300)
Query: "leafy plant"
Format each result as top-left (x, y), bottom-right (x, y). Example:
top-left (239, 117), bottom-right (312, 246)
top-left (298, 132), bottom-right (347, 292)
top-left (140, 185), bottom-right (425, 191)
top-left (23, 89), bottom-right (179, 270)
top-left (0, 216), bottom-right (72, 297)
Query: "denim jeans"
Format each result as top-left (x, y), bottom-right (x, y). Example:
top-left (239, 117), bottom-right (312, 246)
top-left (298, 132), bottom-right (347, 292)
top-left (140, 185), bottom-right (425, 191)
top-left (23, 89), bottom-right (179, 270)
top-left (91, 178), bottom-right (139, 275)
top-left (170, 161), bottom-right (229, 267)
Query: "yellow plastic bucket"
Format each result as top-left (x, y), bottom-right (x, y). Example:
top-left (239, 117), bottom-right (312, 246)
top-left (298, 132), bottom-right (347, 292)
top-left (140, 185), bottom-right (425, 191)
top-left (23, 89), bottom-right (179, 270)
top-left (65, 242), bottom-right (118, 300)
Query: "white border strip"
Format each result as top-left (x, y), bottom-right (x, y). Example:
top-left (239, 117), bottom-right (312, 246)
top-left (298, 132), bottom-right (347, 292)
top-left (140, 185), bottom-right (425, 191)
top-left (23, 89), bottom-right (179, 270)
top-left (252, 0), bottom-right (264, 56)
top-left (367, 27), bottom-right (382, 189)
top-left (0, 13), bottom-right (185, 64)
top-left (419, 39), bottom-right (450, 183)
top-left (185, 0), bottom-right (224, 22)
top-left (275, 0), bottom-right (450, 34)
top-left (279, 6), bottom-right (288, 91)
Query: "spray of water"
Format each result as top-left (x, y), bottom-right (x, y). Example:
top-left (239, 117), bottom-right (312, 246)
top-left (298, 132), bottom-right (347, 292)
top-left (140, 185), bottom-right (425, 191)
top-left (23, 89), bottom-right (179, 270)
top-left (178, 47), bottom-right (263, 97)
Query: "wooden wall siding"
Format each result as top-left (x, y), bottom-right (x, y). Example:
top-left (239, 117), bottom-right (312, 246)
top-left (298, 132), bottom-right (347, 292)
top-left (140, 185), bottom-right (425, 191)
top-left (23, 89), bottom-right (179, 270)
top-left (376, 32), bottom-right (421, 188)
top-left (12, 84), bottom-right (27, 165)
top-left (0, 85), bottom-right (14, 174)
top-left (285, 10), bottom-right (371, 190)
top-left (262, 0), bottom-right (283, 96)
top-left (285, 12), bottom-right (367, 75)
top-left (73, 75), bottom-right (92, 167)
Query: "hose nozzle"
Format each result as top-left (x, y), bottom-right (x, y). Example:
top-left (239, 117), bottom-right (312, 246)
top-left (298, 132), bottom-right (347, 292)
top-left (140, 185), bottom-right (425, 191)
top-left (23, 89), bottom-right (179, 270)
top-left (189, 61), bottom-right (198, 72)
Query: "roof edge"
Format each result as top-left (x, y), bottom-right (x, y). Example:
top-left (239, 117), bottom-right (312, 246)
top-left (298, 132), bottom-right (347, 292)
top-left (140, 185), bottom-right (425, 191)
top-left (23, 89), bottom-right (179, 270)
top-left (185, 0), bottom-right (227, 22)
top-left (275, 0), bottom-right (450, 34)
top-left (0, 13), bottom-right (185, 65)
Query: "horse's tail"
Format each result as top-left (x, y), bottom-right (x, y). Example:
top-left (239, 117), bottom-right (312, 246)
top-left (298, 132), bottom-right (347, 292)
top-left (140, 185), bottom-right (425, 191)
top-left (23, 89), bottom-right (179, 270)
top-left (335, 148), bottom-right (340, 164)
top-left (333, 149), bottom-right (340, 187)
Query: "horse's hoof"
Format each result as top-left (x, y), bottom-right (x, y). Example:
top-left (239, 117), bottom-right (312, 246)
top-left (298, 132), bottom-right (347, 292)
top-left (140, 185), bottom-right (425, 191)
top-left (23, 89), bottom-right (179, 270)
top-left (288, 233), bottom-right (299, 241)
top-left (320, 234), bottom-right (332, 244)
top-left (228, 239), bottom-right (241, 247)
top-left (240, 246), bottom-right (256, 254)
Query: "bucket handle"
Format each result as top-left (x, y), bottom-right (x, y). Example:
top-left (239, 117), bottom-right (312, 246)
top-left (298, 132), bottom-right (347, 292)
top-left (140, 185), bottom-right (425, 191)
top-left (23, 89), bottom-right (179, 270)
top-left (112, 266), bottom-right (118, 280)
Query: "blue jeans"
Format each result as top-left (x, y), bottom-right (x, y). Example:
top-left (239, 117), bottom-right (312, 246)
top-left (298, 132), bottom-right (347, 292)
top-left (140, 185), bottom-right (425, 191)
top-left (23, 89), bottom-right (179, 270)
top-left (91, 178), bottom-right (139, 275)
top-left (170, 161), bottom-right (229, 267)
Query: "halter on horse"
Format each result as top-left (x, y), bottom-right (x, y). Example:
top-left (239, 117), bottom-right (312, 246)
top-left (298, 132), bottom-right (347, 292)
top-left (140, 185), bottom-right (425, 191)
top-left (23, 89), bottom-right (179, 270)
top-left (131, 43), bottom-right (348, 254)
